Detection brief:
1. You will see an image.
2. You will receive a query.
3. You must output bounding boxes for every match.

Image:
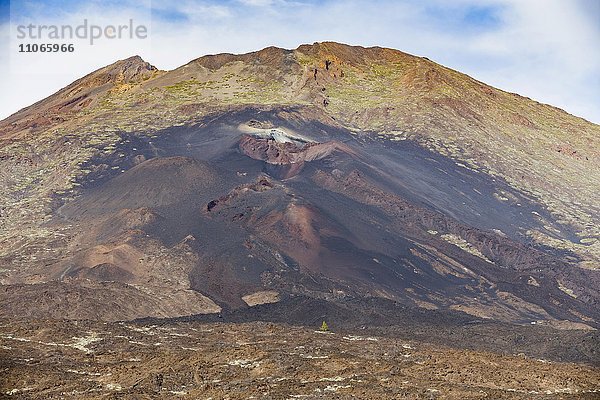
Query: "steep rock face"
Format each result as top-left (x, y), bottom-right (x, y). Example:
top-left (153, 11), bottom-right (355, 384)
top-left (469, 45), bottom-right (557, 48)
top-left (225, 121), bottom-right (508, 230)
top-left (239, 135), bottom-right (356, 165)
top-left (238, 133), bottom-right (357, 179)
top-left (239, 135), bottom-right (308, 164)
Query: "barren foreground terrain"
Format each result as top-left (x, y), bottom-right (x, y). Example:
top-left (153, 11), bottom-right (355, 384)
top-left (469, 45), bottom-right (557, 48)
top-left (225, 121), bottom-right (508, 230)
top-left (1, 319), bottom-right (598, 399)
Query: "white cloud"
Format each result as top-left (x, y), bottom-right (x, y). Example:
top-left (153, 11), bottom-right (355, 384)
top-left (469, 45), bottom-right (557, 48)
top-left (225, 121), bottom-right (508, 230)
top-left (237, 0), bottom-right (276, 6)
top-left (451, 0), bottom-right (600, 121)
top-left (0, 0), bottom-right (598, 123)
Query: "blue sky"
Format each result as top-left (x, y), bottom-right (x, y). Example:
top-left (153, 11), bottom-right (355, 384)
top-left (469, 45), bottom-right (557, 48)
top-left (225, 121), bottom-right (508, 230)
top-left (1, 0), bottom-right (599, 123)
top-left (0, 0), bottom-right (8, 22)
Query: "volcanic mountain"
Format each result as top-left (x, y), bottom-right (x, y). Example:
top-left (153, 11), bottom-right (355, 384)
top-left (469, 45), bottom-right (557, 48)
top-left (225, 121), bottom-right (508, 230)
top-left (0, 42), bottom-right (599, 336)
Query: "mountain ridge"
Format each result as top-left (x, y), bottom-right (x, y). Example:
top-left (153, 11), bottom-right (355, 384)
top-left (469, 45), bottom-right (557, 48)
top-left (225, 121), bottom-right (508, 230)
top-left (4, 42), bottom-right (597, 128)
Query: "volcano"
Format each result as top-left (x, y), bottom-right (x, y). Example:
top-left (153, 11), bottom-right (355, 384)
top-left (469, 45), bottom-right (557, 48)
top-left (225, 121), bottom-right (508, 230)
top-left (0, 42), bottom-right (598, 332)
top-left (2, 42), bottom-right (600, 398)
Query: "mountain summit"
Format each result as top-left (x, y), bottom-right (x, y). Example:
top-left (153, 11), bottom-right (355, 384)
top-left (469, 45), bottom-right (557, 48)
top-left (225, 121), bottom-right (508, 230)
top-left (0, 43), bottom-right (598, 332)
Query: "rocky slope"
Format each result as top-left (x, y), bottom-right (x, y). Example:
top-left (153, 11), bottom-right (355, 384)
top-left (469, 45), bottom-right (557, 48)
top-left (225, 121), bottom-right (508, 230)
top-left (0, 43), bottom-right (598, 330)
